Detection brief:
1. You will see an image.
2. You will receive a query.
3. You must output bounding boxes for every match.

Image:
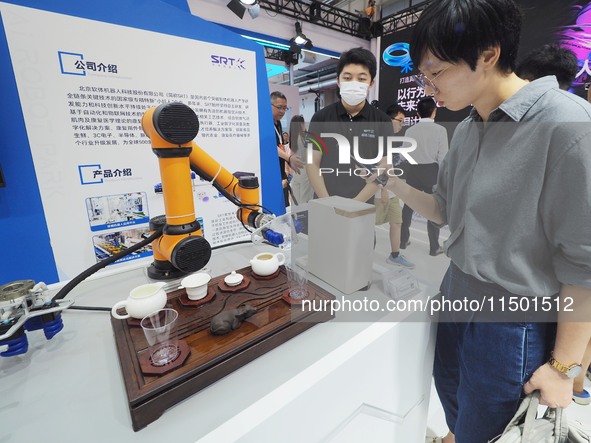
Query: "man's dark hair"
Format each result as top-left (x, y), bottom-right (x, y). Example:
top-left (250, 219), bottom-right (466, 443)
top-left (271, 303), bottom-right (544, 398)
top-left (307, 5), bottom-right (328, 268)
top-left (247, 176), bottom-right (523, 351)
top-left (410, 0), bottom-right (522, 73)
top-left (337, 47), bottom-right (377, 80)
top-left (515, 44), bottom-right (579, 90)
top-left (270, 91), bottom-right (286, 101)
top-left (417, 97), bottom-right (437, 118)
top-left (385, 103), bottom-right (405, 118)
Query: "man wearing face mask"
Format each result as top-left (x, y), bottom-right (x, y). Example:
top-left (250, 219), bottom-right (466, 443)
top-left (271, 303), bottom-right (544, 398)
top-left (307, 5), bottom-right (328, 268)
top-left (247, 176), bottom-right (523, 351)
top-left (306, 47), bottom-right (394, 203)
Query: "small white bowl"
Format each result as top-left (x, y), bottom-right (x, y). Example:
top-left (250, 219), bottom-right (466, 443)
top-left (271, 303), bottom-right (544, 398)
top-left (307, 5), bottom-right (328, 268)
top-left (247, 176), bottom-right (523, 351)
top-left (224, 271), bottom-right (244, 287)
top-left (180, 272), bottom-right (211, 300)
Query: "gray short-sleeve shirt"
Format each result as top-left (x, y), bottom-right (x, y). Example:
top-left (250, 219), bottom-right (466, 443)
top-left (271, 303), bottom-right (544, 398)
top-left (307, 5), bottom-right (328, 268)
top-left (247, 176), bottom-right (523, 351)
top-left (434, 76), bottom-right (591, 296)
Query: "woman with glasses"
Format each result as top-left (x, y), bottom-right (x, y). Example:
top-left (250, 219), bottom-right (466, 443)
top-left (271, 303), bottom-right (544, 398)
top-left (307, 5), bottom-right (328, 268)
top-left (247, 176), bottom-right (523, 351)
top-left (384, 1), bottom-right (591, 442)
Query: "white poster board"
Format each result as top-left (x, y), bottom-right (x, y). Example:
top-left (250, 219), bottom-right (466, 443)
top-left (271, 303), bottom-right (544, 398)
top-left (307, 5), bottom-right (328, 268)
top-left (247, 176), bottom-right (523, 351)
top-left (1, 2), bottom-right (261, 280)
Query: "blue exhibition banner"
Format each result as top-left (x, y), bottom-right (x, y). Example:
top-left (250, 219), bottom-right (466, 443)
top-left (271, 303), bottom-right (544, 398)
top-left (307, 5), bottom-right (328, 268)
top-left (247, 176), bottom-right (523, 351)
top-left (0, 0), bottom-right (282, 284)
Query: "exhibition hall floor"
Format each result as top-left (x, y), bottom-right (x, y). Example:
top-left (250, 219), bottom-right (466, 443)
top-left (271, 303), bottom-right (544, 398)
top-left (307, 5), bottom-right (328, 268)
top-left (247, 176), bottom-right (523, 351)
top-left (375, 218), bottom-right (591, 440)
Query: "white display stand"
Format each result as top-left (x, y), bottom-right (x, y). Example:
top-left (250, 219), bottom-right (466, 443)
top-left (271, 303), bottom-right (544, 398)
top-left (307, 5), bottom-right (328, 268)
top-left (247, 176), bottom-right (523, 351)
top-left (0, 228), bottom-right (437, 443)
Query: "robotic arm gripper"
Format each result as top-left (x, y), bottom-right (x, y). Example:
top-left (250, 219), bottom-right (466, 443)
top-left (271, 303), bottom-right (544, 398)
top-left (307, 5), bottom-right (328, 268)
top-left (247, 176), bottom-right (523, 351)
top-left (0, 102), bottom-right (284, 353)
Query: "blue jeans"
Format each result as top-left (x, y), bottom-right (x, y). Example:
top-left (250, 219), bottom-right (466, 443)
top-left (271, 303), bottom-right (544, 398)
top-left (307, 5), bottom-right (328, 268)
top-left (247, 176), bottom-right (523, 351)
top-left (434, 263), bottom-right (556, 443)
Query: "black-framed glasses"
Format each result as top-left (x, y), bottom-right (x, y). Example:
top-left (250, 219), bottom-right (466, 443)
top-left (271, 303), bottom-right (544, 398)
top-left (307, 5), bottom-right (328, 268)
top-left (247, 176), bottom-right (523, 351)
top-left (412, 65), bottom-right (451, 95)
top-left (272, 104), bottom-right (289, 112)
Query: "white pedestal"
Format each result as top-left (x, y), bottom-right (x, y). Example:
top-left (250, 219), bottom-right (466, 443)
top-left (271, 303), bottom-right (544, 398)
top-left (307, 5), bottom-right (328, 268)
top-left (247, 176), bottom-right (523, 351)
top-left (0, 234), bottom-right (438, 443)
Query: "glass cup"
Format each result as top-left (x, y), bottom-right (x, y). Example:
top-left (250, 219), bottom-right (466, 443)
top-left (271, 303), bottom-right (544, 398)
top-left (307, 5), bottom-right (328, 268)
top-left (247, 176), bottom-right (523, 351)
top-left (286, 259), bottom-right (309, 300)
top-left (140, 308), bottom-right (179, 366)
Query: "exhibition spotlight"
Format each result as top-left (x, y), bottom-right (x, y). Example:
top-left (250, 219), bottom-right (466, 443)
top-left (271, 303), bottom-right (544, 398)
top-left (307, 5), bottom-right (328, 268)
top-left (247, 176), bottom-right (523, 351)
top-left (292, 22), bottom-right (313, 50)
top-left (226, 0), bottom-right (260, 19)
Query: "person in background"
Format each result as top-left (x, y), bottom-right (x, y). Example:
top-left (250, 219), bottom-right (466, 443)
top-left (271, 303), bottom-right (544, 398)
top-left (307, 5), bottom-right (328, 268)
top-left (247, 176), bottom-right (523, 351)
top-left (385, 0), bottom-right (591, 441)
top-left (400, 97), bottom-right (448, 256)
top-left (375, 103), bottom-right (414, 269)
top-left (282, 131), bottom-right (289, 146)
top-left (306, 47), bottom-right (394, 203)
top-left (270, 91), bottom-right (303, 207)
top-left (388, 103), bottom-right (406, 135)
top-left (365, 0), bottom-right (376, 19)
top-left (287, 115), bottom-right (314, 205)
top-left (515, 43), bottom-right (579, 91)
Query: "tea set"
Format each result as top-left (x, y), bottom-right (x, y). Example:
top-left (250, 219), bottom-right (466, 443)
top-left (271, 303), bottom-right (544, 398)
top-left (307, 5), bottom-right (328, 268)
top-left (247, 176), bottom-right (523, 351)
top-left (249, 252), bottom-right (285, 276)
top-left (111, 251), bottom-right (286, 320)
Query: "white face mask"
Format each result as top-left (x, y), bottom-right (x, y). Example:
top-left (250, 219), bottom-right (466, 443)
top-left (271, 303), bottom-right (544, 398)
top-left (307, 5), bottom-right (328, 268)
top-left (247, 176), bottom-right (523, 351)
top-left (339, 80), bottom-right (369, 106)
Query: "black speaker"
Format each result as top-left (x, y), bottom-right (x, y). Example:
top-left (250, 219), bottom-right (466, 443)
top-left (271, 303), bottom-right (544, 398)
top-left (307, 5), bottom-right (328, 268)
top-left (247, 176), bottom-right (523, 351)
top-left (227, 0), bottom-right (246, 19)
top-left (282, 50), bottom-right (299, 66)
top-left (309, 1), bottom-right (322, 22)
top-left (371, 21), bottom-right (384, 38)
top-left (357, 17), bottom-right (372, 39)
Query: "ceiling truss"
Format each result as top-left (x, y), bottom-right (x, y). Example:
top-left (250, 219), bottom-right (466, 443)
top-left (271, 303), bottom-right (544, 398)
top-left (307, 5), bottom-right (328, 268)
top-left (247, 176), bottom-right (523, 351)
top-left (257, 0), bottom-right (430, 39)
top-left (379, 1), bottom-right (431, 35)
top-left (258, 0), bottom-right (367, 38)
top-left (264, 47), bottom-right (287, 61)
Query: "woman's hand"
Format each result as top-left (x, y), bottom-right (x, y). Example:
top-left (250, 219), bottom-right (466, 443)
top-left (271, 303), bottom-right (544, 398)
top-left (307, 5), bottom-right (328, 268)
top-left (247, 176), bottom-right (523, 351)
top-left (523, 363), bottom-right (574, 408)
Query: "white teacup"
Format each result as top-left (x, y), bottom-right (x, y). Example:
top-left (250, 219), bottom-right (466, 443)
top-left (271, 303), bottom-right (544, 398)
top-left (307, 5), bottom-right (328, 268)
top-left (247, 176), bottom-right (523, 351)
top-left (111, 282), bottom-right (167, 320)
top-left (180, 272), bottom-right (211, 300)
top-left (250, 252), bottom-right (285, 276)
top-left (224, 271), bottom-right (244, 287)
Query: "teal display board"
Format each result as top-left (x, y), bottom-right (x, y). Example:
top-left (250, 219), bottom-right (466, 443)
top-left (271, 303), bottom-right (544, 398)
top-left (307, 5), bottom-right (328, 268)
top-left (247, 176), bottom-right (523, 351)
top-left (378, 0), bottom-right (591, 119)
top-left (0, 0), bottom-right (282, 284)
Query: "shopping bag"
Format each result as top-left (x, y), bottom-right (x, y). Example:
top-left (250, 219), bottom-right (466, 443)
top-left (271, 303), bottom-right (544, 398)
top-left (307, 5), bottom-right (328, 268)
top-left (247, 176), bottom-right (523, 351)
top-left (490, 391), bottom-right (590, 443)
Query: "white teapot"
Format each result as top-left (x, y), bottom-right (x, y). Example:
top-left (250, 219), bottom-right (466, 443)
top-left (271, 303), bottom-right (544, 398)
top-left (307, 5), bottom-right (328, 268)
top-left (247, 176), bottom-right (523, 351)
top-left (111, 282), bottom-right (167, 320)
top-left (250, 252), bottom-right (285, 276)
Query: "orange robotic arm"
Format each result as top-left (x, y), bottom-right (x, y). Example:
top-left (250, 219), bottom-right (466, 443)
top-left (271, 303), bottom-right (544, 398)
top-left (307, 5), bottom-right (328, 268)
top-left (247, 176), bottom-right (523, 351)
top-left (142, 102), bottom-right (273, 280)
top-left (188, 142), bottom-right (271, 229)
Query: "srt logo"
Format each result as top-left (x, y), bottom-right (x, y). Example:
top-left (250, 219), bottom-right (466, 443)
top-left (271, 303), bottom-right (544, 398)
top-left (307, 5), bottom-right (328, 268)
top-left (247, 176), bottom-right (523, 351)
top-left (211, 55), bottom-right (246, 70)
